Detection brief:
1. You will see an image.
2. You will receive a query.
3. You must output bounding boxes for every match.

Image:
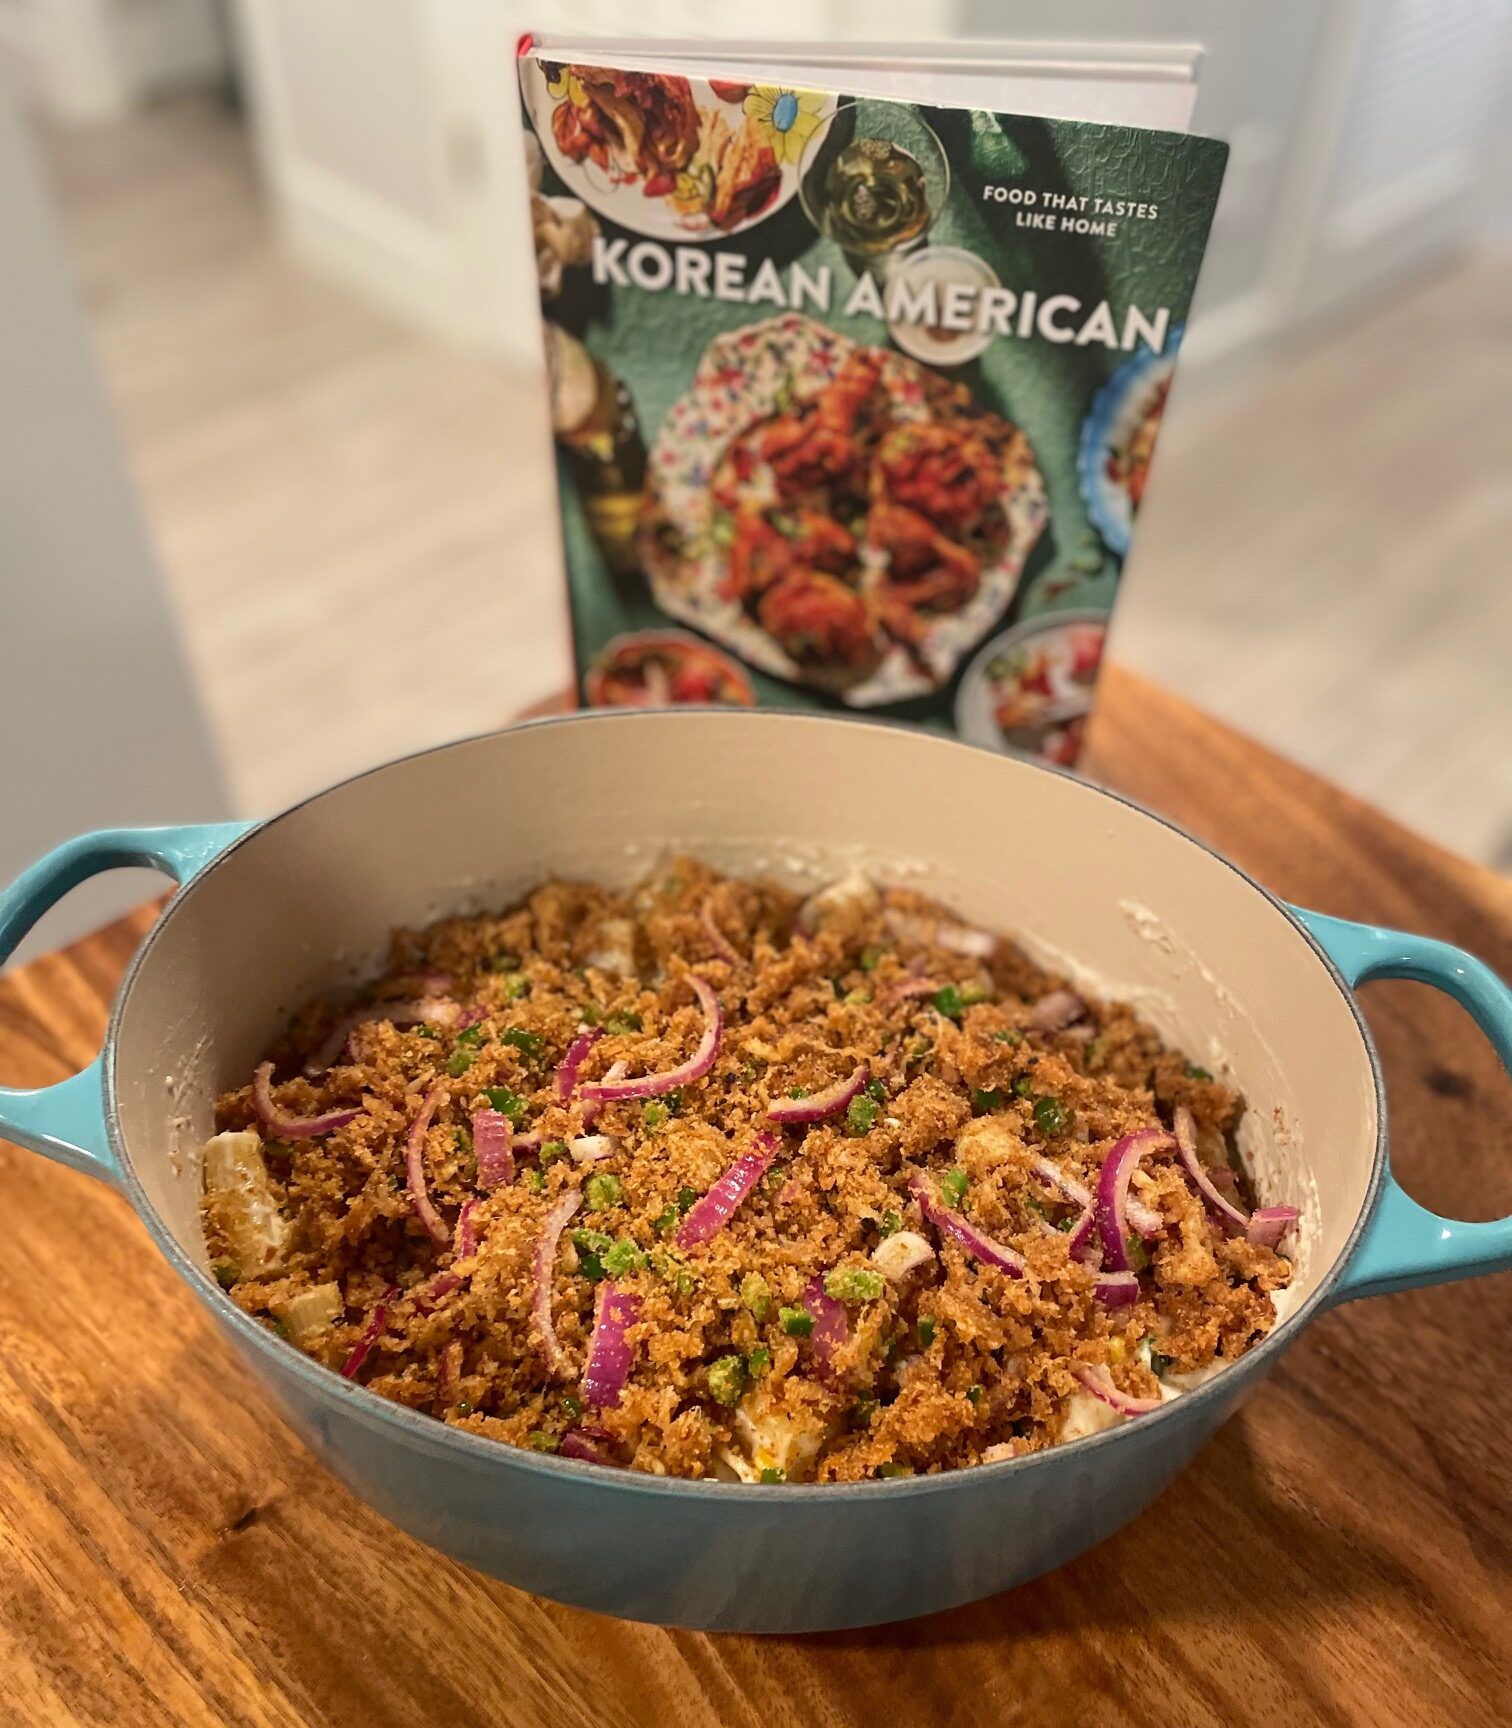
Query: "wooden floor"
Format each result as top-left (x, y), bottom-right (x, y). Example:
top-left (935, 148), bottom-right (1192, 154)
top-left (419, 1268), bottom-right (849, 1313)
top-left (34, 95), bottom-right (1512, 868)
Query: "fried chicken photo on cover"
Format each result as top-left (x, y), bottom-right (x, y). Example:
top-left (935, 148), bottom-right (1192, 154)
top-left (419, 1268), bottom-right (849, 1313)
top-left (756, 569), bottom-right (883, 675)
top-left (548, 67), bottom-right (699, 189)
top-left (865, 502), bottom-right (982, 647)
top-left (873, 423), bottom-right (1004, 536)
top-left (724, 506), bottom-right (855, 603)
top-left (715, 352), bottom-right (885, 505)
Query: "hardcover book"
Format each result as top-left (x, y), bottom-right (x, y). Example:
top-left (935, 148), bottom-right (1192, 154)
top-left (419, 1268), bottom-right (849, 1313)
top-left (517, 36), bottom-right (1226, 765)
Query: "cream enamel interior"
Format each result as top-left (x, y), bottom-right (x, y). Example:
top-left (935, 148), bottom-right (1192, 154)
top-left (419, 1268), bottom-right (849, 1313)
top-left (110, 711), bottom-right (1379, 1318)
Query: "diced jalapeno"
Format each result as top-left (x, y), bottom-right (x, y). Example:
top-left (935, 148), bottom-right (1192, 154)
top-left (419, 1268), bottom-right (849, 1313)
top-left (1033, 1097), bottom-right (1069, 1137)
top-left (877, 1462), bottom-right (913, 1478)
top-left (585, 1173), bottom-right (622, 1210)
top-left (539, 1139), bottom-right (567, 1164)
top-left (847, 1095), bottom-right (880, 1135)
top-left (707, 1355), bottom-right (747, 1406)
top-left (941, 1168), bottom-right (969, 1208)
top-left (746, 1345), bottom-right (771, 1378)
top-left (603, 1238), bottom-right (647, 1277)
top-left (642, 1101), bottom-right (669, 1129)
top-left (484, 1086), bottom-right (527, 1125)
top-left (992, 1028), bottom-right (1023, 1045)
top-left (917, 1317), bottom-right (937, 1348)
top-left (759, 1467), bottom-right (786, 1484)
top-left (447, 1049), bottom-right (475, 1077)
top-left (500, 1027), bottom-right (543, 1059)
top-left (1186, 1063), bottom-right (1213, 1082)
top-left (740, 1271), bottom-right (771, 1320)
top-left (456, 1024), bottom-right (486, 1049)
top-left (971, 1088), bottom-right (1003, 1114)
top-left (779, 1306), bottom-right (813, 1338)
top-left (527, 1430), bottom-right (558, 1452)
top-left (878, 1210), bottom-right (901, 1238)
top-left (824, 1268), bottom-right (884, 1303)
top-left (859, 945), bottom-right (884, 972)
top-left (212, 1260), bottom-right (239, 1289)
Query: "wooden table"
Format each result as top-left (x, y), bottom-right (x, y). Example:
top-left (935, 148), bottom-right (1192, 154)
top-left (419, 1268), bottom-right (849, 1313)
top-left (2, 666), bottom-right (1508, 1728)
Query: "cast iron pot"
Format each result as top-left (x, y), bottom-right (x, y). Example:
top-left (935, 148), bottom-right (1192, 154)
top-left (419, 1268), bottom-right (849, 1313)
top-left (2, 712), bottom-right (1509, 1632)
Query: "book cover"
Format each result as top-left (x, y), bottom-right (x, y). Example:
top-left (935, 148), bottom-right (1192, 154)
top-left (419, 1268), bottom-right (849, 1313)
top-left (518, 50), bottom-right (1226, 765)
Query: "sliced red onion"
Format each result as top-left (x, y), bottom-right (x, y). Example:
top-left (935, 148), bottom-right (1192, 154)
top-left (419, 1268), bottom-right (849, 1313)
top-left (909, 1174), bottom-right (1028, 1278)
top-left (1028, 988), bottom-right (1086, 1032)
top-left (1029, 1154), bottom-right (1097, 1257)
top-left (305, 995), bottom-right (461, 1076)
top-left (556, 1027), bottom-right (603, 1100)
top-left (405, 1082), bottom-right (450, 1245)
top-left (414, 1271), bottom-right (462, 1311)
top-left (1073, 1362), bottom-right (1162, 1416)
top-left (252, 1061), bottom-right (360, 1139)
top-left (1095, 1128), bottom-right (1174, 1272)
top-left (456, 1004), bottom-right (488, 1032)
top-left (880, 975), bottom-right (941, 1007)
top-left (578, 975), bottom-right (722, 1102)
top-left (1092, 1270), bottom-right (1141, 1309)
top-left (513, 1131), bottom-right (543, 1156)
top-left (1173, 1105), bottom-right (1249, 1235)
top-left (677, 1135), bottom-right (778, 1247)
top-left (471, 1108), bottom-right (514, 1191)
top-left (340, 1285), bottom-right (398, 1379)
top-left (560, 1426), bottom-right (619, 1466)
top-left (455, 1196), bottom-right (480, 1260)
top-left (582, 1284), bottom-right (641, 1409)
top-left (1030, 1155), bottom-right (1092, 1209)
top-left (700, 898), bottom-right (740, 965)
top-left (437, 1338), bottom-right (462, 1405)
top-left (883, 908), bottom-right (997, 960)
top-left (566, 1134), bottom-right (617, 1164)
top-left (802, 1276), bottom-right (849, 1377)
top-left (766, 1064), bottom-right (869, 1126)
top-left (376, 970), bottom-right (453, 999)
top-left (1247, 1205), bottom-right (1300, 1249)
top-left (577, 1062), bottom-right (624, 1129)
top-left (531, 1187), bottom-right (582, 1376)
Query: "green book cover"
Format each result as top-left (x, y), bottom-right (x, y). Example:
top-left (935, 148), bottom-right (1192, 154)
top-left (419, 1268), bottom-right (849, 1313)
top-left (517, 46), bottom-right (1226, 767)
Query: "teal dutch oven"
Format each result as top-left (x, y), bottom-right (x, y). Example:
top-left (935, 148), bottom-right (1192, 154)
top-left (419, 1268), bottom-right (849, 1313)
top-left (2, 712), bottom-right (1509, 1632)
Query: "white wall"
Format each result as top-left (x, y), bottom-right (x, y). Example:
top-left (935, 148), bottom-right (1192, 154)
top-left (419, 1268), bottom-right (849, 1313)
top-left (0, 82), bottom-right (229, 962)
top-left (0, 0), bottom-right (226, 122)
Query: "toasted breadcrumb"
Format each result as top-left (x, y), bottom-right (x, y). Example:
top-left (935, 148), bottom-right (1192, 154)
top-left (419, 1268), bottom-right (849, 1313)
top-left (204, 859), bottom-right (1291, 1482)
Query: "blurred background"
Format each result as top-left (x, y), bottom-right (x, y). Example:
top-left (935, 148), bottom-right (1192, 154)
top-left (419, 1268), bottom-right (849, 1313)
top-left (2, 0), bottom-right (1509, 954)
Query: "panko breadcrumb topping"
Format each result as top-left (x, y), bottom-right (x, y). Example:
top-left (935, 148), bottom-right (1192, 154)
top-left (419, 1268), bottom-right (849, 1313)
top-left (203, 859), bottom-right (1294, 1483)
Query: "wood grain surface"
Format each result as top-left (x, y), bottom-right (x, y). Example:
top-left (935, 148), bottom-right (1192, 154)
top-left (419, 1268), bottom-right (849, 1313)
top-left (1, 667), bottom-right (1508, 1728)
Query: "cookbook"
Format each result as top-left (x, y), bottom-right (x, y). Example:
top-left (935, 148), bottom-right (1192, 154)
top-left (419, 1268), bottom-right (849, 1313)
top-left (517, 36), bottom-right (1226, 765)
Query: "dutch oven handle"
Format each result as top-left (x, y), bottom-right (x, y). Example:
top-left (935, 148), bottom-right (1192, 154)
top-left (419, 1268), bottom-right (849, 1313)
top-left (0, 822), bottom-right (254, 1184)
top-left (1293, 906), bottom-right (1512, 1302)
